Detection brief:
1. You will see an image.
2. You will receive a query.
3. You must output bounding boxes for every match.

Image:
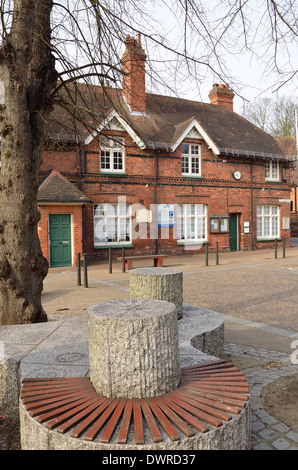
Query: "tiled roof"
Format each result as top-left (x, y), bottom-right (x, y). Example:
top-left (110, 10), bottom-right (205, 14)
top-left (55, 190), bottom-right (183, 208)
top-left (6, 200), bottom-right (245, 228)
top-left (38, 170), bottom-right (90, 204)
top-left (47, 83), bottom-right (294, 161)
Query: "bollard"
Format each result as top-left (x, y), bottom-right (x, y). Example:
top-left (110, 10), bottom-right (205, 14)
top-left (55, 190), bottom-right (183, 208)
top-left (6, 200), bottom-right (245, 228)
top-left (205, 242), bottom-right (208, 266)
top-left (83, 253), bottom-right (88, 288)
top-left (274, 238), bottom-right (277, 259)
top-left (283, 237), bottom-right (286, 258)
top-left (109, 247), bottom-right (112, 274)
top-left (77, 253), bottom-right (81, 286)
top-left (122, 247), bottom-right (125, 273)
top-left (216, 242), bottom-right (219, 265)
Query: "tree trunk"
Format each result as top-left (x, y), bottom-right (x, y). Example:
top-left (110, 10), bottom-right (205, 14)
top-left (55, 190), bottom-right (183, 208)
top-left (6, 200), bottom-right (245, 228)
top-left (0, 0), bottom-right (57, 324)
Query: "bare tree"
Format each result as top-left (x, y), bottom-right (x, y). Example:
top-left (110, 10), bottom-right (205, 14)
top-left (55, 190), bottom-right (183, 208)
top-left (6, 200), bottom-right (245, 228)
top-left (0, 0), bottom-right (297, 324)
top-left (242, 95), bottom-right (297, 136)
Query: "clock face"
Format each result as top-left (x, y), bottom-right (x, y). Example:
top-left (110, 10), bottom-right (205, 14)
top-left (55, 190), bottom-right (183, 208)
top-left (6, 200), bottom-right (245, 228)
top-left (233, 170), bottom-right (241, 180)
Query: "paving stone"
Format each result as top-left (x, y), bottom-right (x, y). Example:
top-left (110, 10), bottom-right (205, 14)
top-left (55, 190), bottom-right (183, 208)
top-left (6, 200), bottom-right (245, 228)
top-left (271, 438), bottom-right (290, 450)
top-left (261, 415), bottom-right (278, 425)
top-left (251, 420), bottom-right (265, 432)
top-left (258, 429), bottom-right (279, 440)
top-left (286, 431), bottom-right (298, 443)
top-left (273, 423), bottom-right (290, 433)
top-left (252, 442), bottom-right (272, 450)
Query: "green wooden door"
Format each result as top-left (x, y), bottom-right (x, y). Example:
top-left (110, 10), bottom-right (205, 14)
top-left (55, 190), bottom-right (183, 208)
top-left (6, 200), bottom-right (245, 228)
top-left (229, 213), bottom-right (238, 251)
top-left (49, 214), bottom-right (72, 267)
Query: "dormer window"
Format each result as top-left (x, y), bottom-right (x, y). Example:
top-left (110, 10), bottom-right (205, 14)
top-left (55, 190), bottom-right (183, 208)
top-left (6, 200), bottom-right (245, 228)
top-left (265, 160), bottom-right (279, 181)
top-left (181, 143), bottom-right (201, 177)
top-left (100, 136), bottom-right (125, 174)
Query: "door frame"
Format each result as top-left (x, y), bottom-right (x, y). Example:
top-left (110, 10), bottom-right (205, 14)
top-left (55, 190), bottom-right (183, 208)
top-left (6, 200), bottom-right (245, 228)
top-left (48, 213), bottom-right (73, 267)
top-left (229, 213), bottom-right (239, 251)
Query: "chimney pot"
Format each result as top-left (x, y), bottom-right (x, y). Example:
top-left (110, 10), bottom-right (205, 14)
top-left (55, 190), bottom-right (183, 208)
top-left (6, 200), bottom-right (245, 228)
top-left (209, 83), bottom-right (234, 111)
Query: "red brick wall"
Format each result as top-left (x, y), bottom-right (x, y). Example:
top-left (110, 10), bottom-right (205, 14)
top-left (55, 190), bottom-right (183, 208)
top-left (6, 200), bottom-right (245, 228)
top-left (39, 130), bottom-right (292, 262)
top-left (38, 205), bottom-right (83, 266)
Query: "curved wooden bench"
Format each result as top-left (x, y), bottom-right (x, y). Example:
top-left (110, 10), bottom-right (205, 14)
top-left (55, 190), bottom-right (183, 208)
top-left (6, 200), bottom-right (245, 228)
top-left (20, 360), bottom-right (249, 445)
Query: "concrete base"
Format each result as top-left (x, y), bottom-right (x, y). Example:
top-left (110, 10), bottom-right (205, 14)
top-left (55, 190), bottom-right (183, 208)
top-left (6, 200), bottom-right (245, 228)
top-left (20, 398), bottom-right (250, 450)
top-left (0, 355), bottom-right (20, 413)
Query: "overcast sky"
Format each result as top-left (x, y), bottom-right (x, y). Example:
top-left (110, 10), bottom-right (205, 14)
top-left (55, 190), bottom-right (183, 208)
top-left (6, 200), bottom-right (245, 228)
top-left (136, 0), bottom-right (298, 114)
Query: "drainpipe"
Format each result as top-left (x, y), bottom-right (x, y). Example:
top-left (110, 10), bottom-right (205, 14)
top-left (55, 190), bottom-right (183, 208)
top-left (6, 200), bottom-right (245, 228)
top-left (250, 162), bottom-right (255, 250)
top-left (78, 148), bottom-right (82, 190)
top-left (154, 153), bottom-right (159, 255)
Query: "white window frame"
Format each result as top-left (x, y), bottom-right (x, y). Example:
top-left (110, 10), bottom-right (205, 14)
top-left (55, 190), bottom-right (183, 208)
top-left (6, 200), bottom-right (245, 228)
top-left (257, 205), bottom-right (280, 240)
top-left (265, 160), bottom-right (279, 181)
top-left (177, 204), bottom-right (207, 243)
top-left (100, 136), bottom-right (125, 174)
top-left (94, 203), bottom-right (132, 246)
top-left (181, 143), bottom-right (201, 177)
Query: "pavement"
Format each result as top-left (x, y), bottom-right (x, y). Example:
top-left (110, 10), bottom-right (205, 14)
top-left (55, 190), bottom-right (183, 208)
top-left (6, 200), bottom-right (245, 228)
top-left (2, 243), bottom-right (298, 450)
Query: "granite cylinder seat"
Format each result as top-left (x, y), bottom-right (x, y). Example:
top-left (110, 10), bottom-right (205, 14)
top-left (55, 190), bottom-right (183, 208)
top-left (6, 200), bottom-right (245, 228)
top-left (129, 267), bottom-right (183, 319)
top-left (20, 298), bottom-right (251, 450)
top-left (88, 299), bottom-right (181, 398)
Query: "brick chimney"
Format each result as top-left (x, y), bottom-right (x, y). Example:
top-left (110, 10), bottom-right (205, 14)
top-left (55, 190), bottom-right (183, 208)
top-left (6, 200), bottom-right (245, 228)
top-left (121, 34), bottom-right (147, 114)
top-left (208, 83), bottom-right (234, 111)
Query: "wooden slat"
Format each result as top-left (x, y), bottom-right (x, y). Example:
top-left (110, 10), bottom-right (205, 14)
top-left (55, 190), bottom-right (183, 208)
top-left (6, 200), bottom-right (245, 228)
top-left (20, 360), bottom-right (250, 445)
top-left (118, 400), bottom-right (133, 444)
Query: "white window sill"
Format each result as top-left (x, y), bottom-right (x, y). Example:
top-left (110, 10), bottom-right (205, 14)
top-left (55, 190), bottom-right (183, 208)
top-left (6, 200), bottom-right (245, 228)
top-left (182, 173), bottom-right (202, 178)
top-left (177, 240), bottom-right (207, 245)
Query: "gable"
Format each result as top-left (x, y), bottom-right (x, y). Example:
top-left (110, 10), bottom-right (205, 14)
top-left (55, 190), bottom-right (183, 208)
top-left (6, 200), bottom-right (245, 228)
top-left (84, 109), bottom-right (146, 149)
top-left (171, 119), bottom-right (219, 154)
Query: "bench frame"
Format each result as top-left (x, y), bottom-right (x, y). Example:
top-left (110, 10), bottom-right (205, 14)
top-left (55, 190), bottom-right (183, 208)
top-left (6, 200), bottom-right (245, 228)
top-left (117, 254), bottom-right (168, 270)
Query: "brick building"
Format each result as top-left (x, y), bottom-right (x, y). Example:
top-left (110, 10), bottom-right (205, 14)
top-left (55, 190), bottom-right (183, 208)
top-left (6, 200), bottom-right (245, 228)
top-left (38, 35), bottom-right (295, 267)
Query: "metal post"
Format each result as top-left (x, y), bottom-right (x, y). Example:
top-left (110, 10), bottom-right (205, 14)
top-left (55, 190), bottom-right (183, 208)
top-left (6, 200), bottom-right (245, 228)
top-left (77, 253), bottom-right (81, 286)
top-left (283, 237), bottom-right (286, 258)
top-left (274, 238), bottom-right (278, 259)
top-left (122, 247), bottom-right (126, 273)
top-left (109, 247), bottom-right (112, 274)
top-left (205, 243), bottom-right (208, 266)
top-left (216, 242), bottom-right (219, 265)
top-left (83, 253), bottom-right (88, 288)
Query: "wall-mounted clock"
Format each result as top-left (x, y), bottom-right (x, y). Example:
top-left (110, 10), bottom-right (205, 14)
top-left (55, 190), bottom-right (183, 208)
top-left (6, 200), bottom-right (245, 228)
top-left (233, 170), bottom-right (241, 180)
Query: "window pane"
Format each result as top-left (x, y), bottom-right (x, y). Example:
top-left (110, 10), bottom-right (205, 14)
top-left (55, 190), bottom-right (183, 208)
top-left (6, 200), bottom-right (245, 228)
top-left (106, 204), bottom-right (116, 216)
top-left (181, 143), bottom-right (189, 154)
top-left (197, 204), bottom-right (205, 215)
top-left (257, 217), bottom-right (262, 238)
top-left (94, 219), bottom-right (105, 243)
top-left (182, 156), bottom-right (189, 173)
top-left (187, 218), bottom-right (195, 239)
top-left (113, 151), bottom-right (123, 170)
top-left (264, 217), bottom-right (270, 237)
top-left (106, 219), bottom-right (117, 241)
top-left (191, 157), bottom-right (200, 174)
top-left (197, 217), bottom-right (205, 238)
top-left (272, 217), bottom-right (278, 236)
top-left (100, 151), bottom-right (110, 169)
top-left (94, 204), bottom-right (104, 217)
top-left (186, 204), bottom-right (195, 215)
top-left (191, 145), bottom-right (199, 155)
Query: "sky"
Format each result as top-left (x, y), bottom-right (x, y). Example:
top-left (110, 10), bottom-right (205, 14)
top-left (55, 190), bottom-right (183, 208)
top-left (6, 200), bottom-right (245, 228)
top-left (135, 0), bottom-right (298, 115)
